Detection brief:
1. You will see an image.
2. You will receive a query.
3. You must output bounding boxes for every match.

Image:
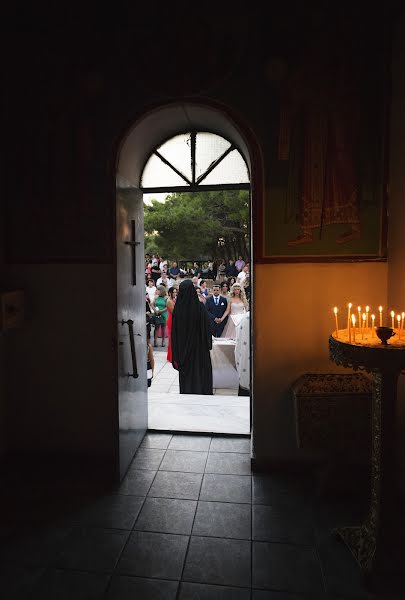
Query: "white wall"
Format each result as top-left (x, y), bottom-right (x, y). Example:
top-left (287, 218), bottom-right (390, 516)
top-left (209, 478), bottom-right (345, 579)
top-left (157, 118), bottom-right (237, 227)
top-left (253, 261), bottom-right (388, 462)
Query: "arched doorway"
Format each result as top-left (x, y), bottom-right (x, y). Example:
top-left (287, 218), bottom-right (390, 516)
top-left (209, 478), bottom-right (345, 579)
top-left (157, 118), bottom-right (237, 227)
top-left (115, 101), bottom-right (262, 477)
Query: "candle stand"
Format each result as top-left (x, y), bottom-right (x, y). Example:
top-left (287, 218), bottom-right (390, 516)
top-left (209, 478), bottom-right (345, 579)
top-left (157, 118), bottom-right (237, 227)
top-left (329, 332), bottom-right (405, 583)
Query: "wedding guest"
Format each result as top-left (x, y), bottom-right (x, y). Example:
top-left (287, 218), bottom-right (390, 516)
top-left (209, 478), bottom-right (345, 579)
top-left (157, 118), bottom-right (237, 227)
top-left (235, 255), bottom-right (246, 272)
top-left (166, 286), bottom-right (178, 362)
top-left (151, 285), bottom-right (168, 347)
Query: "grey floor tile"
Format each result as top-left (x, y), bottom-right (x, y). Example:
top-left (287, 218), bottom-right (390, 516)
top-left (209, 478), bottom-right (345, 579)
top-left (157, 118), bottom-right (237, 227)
top-left (117, 469), bottom-right (156, 496)
top-left (192, 501), bottom-right (251, 539)
top-left (253, 541), bottom-right (323, 594)
top-left (106, 575), bottom-right (178, 599)
top-left (140, 433), bottom-right (173, 449)
top-left (149, 471), bottom-right (203, 500)
top-left (205, 452), bottom-right (251, 475)
top-left (160, 450), bottom-right (208, 473)
top-left (36, 569), bottom-right (109, 599)
top-left (253, 504), bottom-right (315, 545)
top-left (169, 435), bottom-right (212, 451)
top-left (183, 536), bottom-right (251, 587)
top-left (313, 498), bottom-right (367, 542)
top-left (317, 532), bottom-right (376, 599)
top-left (135, 497), bottom-right (197, 534)
top-left (210, 437), bottom-right (251, 454)
top-left (252, 475), bottom-right (313, 508)
top-left (131, 448), bottom-right (165, 470)
top-left (1, 525), bottom-right (72, 567)
top-left (71, 495), bottom-right (144, 529)
top-left (200, 474), bottom-right (251, 504)
top-left (117, 530), bottom-right (189, 580)
top-left (179, 581), bottom-right (251, 599)
top-left (252, 591), bottom-right (305, 599)
top-left (54, 527), bottom-right (129, 573)
top-left (0, 565), bottom-right (45, 598)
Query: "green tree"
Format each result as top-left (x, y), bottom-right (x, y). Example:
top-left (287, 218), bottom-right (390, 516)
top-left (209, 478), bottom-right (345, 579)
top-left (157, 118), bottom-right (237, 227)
top-left (144, 190), bottom-right (249, 260)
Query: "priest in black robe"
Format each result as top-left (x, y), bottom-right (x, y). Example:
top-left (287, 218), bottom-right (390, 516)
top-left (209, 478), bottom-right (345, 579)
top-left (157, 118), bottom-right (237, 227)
top-left (171, 279), bottom-right (213, 395)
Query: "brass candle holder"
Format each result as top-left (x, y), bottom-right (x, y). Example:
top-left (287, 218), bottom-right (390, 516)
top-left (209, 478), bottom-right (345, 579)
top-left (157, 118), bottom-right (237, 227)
top-left (375, 326), bottom-right (395, 345)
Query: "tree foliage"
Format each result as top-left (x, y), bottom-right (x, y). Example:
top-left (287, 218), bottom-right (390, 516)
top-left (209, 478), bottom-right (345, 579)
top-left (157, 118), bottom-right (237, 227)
top-left (144, 190), bottom-right (249, 260)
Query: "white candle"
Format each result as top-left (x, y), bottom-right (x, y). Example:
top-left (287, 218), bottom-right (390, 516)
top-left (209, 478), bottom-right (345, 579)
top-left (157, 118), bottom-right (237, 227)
top-left (357, 306), bottom-right (361, 330)
top-left (379, 306), bottom-right (383, 327)
top-left (391, 310), bottom-right (395, 329)
top-left (347, 302), bottom-right (352, 335)
top-left (333, 307), bottom-right (339, 338)
top-left (351, 314), bottom-right (356, 342)
top-left (398, 314), bottom-right (401, 339)
top-left (371, 314), bottom-right (375, 337)
top-left (362, 313), bottom-right (366, 340)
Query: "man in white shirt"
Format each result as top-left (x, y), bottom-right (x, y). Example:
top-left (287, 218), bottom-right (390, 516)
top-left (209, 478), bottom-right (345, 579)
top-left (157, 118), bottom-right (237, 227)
top-left (236, 264), bottom-right (249, 285)
top-left (156, 272), bottom-right (173, 289)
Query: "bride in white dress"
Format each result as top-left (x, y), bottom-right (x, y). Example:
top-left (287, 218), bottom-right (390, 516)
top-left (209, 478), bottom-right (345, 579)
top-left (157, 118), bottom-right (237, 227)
top-left (220, 283), bottom-right (248, 339)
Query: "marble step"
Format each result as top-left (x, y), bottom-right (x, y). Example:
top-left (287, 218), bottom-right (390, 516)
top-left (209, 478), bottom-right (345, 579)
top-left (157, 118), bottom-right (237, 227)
top-left (147, 391), bottom-right (247, 406)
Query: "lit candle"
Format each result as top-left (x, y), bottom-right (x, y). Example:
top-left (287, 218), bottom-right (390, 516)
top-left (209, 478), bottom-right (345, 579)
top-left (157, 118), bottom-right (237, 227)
top-left (379, 306), bottom-right (383, 327)
top-left (366, 306), bottom-right (369, 330)
top-left (333, 307), bottom-right (339, 337)
top-left (398, 314), bottom-right (401, 339)
top-left (371, 314), bottom-right (375, 337)
top-left (351, 314), bottom-right (356, 342)
top-left (357, 306), bottom-right (361, 330)
top-left (391, 310), bottom-right (395, 329)
top-left (362, 313), bottom-right (366, 340)
top-left (347, 302), bottom-right (352, 335)
top-left (402, 312), bottom-right (405, 331)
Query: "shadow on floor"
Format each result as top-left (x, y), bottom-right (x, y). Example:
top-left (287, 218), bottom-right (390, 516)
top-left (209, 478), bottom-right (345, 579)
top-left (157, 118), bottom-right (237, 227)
top-left (0, 432), bottom-right (403, 599)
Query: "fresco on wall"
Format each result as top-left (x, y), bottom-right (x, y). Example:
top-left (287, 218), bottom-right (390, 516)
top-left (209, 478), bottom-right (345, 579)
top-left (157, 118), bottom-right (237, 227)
top-left (262, 21), bottom-right (388, 261)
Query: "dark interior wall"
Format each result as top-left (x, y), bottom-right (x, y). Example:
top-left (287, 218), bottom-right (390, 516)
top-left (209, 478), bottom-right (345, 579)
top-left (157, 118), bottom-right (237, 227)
top-left (0, 8), bottom-right (393, 468)
top-left (0, 156), bottom-right (4, 456)
top-left (388, 11), bottom-right (405, 494)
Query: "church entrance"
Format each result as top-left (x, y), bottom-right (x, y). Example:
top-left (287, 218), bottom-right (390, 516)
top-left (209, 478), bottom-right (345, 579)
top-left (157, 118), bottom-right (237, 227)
top-left (116, 102), bottom-right (259, 474)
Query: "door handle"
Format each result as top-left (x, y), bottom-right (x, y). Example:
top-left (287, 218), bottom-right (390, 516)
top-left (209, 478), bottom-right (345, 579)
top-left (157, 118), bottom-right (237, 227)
top-left (121, 319), bottom-right (139, 378)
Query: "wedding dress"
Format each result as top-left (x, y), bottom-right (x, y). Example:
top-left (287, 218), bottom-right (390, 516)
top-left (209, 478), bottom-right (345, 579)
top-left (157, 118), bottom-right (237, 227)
top-left (221, 301), bottom-right (246, 339)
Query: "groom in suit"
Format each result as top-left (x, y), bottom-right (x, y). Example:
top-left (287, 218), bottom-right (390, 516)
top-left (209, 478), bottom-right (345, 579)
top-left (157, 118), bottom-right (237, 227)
top-left (206, 283), bottom-right (228, 337)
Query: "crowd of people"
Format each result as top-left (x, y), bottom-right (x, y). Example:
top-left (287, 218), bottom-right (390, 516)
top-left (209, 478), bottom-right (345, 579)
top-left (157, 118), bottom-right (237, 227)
top-left (145, 254), bottom-right (250, 396)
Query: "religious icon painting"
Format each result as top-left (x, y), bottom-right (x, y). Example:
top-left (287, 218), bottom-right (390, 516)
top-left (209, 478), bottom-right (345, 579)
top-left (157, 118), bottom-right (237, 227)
top-left (258, 33), bottom-right (388, 263)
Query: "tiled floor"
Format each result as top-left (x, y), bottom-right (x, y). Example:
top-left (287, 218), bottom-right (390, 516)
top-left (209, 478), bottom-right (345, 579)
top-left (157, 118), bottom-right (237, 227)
top-left (1, 432), bottom-right (398, 599)
top-left (148, 346), bottom-right (250, 434)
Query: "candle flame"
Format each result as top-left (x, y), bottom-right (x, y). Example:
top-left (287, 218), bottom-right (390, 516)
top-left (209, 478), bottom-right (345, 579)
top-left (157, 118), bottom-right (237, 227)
top-left (333, 306), bottom-right (338, 314)
top-left (398, 315), bottom-right (401, 323)
top-left (348, 302), bottom-right (352, 309)
top-left (371, 314), bottom-right (375, 320)
top-left (391, 310), bottom-right (395, 318)
top-left (362, 313), bottom-right (366, 321)
top-left (402, 312), bottom-right (405, 319)
top-left (357, 306), bottom-right (361, 312)
top-left (351, 314), bottom-right (356, 325)
top-left (366, 306), bottom-right (369, 312)
top-left (379, 306), bottom-right (383, 312)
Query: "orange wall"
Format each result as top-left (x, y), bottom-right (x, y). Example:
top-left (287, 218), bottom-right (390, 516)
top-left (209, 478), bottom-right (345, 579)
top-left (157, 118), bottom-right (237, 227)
top-left (253, 261), bottom-right (388, 461)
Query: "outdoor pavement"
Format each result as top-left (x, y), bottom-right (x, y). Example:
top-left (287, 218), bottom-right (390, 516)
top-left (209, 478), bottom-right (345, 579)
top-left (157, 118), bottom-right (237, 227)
top-left (148, 345), bottom-right (250, 434)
